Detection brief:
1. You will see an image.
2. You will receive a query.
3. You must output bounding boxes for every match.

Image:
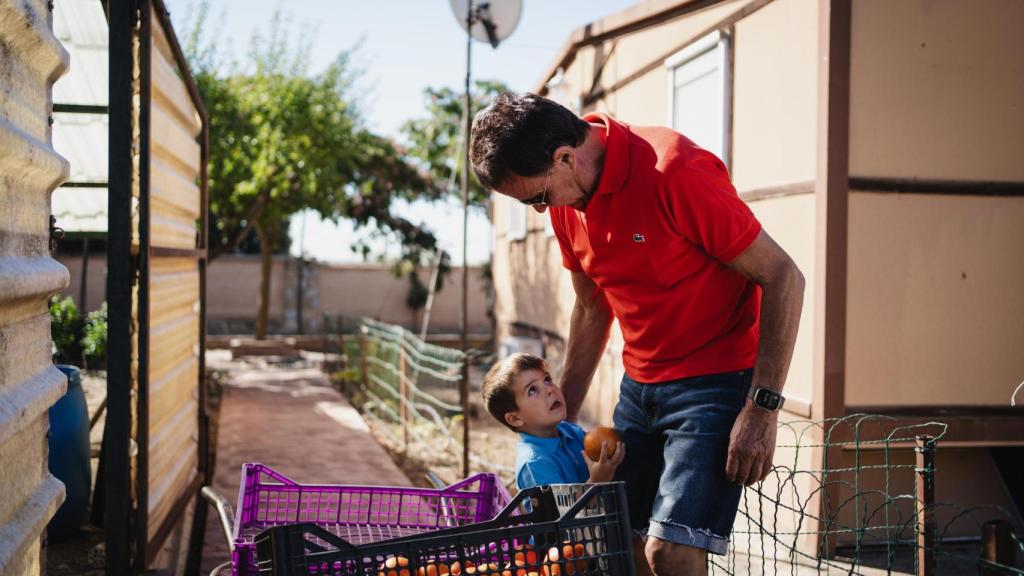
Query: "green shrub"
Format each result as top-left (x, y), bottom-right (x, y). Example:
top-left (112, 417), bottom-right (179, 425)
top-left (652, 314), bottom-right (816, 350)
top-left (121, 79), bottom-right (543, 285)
top-left (81, 302), bottom-right (108, 367)
top-left (50, 295), bottom-right (82, 365)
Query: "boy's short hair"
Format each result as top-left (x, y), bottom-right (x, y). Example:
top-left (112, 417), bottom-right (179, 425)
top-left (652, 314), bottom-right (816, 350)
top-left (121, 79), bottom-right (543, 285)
top-left (482, 353), bottom-right (550, 431)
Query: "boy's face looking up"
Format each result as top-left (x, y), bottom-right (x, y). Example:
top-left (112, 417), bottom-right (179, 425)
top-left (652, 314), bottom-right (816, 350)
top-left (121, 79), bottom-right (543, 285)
top-left (503, 368), bottom-right (567, 437)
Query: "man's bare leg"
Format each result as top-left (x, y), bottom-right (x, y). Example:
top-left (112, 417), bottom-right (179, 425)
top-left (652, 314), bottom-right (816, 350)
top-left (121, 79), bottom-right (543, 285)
top-left (633, 537), bottom-right (654, 576)
top-left (646, 538), bottom-right (707, 576)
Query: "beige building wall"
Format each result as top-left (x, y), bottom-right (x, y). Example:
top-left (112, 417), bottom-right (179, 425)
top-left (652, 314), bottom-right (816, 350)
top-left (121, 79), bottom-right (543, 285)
top-left (571, 0), bottom-right (746, 124)
top-left (731, 0), bottom-right (818, 190)
top-left (206, 256), bottom-right (288, 322)
top-left (58, 255), bottom-right (491, 334)
top-left (317, 263), bottom-right (490, 333)
top-left (845, 0), bottom-right (1024, 407)
top-left (846, 193), bottom-right (1024, 406)
top-left (848, 0), bottom-right (1024, 181)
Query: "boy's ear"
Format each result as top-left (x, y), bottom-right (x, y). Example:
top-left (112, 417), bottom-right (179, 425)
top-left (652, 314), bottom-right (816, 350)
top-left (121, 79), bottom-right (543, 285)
top-left (504, 411), bottom-right (524, 429)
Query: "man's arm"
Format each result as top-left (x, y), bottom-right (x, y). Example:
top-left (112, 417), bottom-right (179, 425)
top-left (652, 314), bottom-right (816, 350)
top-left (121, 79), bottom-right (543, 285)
top-left (724, 229), bottom-right (805, 485)
top-left (560, 269), bottom-right (614, 422)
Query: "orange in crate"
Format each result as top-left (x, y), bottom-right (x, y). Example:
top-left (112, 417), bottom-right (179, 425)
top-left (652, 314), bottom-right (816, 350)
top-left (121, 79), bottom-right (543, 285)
top-left (416, 562), bottom-right (450, 576)
top-left (543, 542), bottom-right (587, 575)
top-left (448, 560), bottom-right (475, 575)
top-left (379, 556), bottom-right (411, 576)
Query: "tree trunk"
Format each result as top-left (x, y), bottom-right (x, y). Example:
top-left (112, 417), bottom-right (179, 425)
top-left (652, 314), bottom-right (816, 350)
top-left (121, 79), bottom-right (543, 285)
top-left (255, 221), bottom-right (275, 340)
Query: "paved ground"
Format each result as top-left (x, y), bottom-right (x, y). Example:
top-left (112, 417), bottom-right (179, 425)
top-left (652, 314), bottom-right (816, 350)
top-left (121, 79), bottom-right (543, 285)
top-left (200, 353), bottom-right (411, 573)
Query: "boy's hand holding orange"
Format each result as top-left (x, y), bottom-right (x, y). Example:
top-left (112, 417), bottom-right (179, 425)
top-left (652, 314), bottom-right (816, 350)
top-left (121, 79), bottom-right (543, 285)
top-left (582, 426), bottom-right (625, 483)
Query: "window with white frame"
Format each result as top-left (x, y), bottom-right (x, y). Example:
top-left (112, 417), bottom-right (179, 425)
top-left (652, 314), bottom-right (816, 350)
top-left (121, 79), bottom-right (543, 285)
top-left (507, 196), bottom-right (527, 241)
top-left (666, 31), bottom-right (730, 167)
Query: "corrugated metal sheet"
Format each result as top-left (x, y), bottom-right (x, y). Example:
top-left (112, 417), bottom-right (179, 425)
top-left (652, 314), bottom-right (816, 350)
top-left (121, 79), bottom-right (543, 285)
top-left (52, 0), bottom-right (107, 106)
top-left (0, 0), bottom-right (72, 571)
top-left (51, 187), bottom-right (108, 233)
top-left (52, 111), bottom-right (108, 183)
top-left (50, 0), bottom-right (109, 236)
top-left (145, 7), bottom-right (202, 544)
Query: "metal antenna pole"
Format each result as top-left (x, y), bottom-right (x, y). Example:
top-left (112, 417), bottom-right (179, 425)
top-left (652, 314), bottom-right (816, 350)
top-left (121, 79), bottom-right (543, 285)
top-left (460, 1), bottom-right (473, 479)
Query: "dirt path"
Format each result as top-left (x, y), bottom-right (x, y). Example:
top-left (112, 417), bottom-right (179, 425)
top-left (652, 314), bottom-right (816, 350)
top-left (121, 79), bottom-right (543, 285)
top-left (200, 353), bottom-right (411, 573)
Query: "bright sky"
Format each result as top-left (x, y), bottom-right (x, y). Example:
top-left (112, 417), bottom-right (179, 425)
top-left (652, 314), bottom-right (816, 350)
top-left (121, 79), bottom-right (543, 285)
top-left (166, 0), bottom-right (638, 265)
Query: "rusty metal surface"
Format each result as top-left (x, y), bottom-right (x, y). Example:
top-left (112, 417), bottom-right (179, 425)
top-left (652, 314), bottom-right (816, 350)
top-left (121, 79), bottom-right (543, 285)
top-left (0, 0), bottom-right (71, 570)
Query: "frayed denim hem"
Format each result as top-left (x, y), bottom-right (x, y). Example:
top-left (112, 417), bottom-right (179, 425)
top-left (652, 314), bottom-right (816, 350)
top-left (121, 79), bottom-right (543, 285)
top-left (648, 519), bottom-right (730, 556)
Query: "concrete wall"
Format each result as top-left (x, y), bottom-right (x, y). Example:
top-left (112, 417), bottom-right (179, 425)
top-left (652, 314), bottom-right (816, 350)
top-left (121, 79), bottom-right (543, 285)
top-left (204, 255), bottom-right (288, 323)
top-left (0, 0), bottom-right (71, 571)
top-left (316, 262), bottom-right (491, 334)
top-left (58, 254), bottom-right (492, 335)
top-left (846, 0), bottom-right (1024, 407)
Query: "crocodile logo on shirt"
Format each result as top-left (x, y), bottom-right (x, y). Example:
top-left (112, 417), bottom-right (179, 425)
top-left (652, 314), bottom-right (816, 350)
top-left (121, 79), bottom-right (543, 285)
top-left (633, 233), bottom-right (646, 243)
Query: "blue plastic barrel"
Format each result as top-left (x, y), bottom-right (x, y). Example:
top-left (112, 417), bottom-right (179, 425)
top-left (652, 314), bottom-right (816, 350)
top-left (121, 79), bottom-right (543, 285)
top-left (47, 364), bottom-right (92, 542)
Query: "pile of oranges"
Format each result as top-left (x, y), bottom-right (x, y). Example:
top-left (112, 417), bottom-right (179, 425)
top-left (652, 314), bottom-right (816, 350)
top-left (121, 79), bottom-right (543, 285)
top-left (376, 542), bottom-right (589, 576)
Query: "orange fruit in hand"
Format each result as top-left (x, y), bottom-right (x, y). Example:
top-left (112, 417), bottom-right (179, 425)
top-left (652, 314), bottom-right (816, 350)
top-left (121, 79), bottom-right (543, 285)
top-left (583, 426), bottom-right (620, 461)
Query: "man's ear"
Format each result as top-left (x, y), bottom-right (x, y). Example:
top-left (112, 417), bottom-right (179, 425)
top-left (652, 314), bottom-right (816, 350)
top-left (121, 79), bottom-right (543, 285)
top-left (552, 145), bottom-right (576, 170)
top-left (504, 411), bottom-right (524, 429)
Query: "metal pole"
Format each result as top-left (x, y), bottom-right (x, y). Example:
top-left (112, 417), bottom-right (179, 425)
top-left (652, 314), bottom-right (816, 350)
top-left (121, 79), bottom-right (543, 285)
top-left (980, 520), bottom-right (1014, 575)
top-left (460, 1), bottom-right (473, 480)
top-left (106, 0), bottom-right (134, 570)
top-left (359, 327), bottom-right (369, 390)
top-left (80, 236), bottom-right (90, 368)
top-left (915, 435), bottom-right (936, 576)
top-left (297, 211), bottom-right (308, 334)
top-left (80, 236), bottom-right (89, 311)
top-left (296, 257), bottom-right (304, 334)
top-left (419, 250), bottom-right (444, 341)
top-left (399, 345), bottom-right (408, 449)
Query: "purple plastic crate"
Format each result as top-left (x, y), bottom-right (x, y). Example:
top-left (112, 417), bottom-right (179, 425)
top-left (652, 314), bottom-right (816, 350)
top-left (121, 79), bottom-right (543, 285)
top-left (230, 463), bottom-right (512, 575)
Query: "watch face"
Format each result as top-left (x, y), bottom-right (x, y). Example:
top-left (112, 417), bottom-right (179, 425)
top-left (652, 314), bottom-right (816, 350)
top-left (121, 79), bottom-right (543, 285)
top-left (755, 388), bottom-right (782, 410)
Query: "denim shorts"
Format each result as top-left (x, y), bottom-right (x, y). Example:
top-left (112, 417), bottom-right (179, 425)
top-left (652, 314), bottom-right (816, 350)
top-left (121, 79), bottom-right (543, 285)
top-left (612, 369), bottom-right (752, 555)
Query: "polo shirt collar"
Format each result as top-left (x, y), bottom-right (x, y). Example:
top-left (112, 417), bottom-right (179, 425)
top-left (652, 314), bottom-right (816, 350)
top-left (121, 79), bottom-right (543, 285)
top-left (519, 423), bottom-right (572, 448)
top-left (582, 112), bottom-right (630, 199)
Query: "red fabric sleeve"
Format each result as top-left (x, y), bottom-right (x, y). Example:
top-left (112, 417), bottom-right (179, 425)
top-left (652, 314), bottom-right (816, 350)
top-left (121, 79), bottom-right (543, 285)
top-left (667, 150), bottom-right (762, 262)
top-left (549, 210), bottom-right (583, 272)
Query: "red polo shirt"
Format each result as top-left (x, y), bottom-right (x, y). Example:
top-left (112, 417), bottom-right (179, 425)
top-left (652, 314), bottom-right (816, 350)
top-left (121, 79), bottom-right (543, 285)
top-left (549, 113), bottom-right (762, 383)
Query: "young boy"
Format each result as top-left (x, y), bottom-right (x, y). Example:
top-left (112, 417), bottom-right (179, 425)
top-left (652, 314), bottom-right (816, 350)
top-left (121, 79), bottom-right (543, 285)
top-left (482, 353), bottom-right (625, 489)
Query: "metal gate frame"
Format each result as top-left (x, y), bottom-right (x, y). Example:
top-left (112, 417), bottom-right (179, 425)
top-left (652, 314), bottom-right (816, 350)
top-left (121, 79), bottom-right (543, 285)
top-left (106, 0), bottom-right (210, 571)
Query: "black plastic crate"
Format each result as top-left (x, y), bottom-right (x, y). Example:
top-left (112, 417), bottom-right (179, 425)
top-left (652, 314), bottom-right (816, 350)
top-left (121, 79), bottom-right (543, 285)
top-left (254, 483), bottom-right (635, 576)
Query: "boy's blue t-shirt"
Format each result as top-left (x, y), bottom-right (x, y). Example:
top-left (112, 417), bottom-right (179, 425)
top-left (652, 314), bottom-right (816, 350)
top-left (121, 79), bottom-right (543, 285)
top-left (515, 421), bottom-right (589, 489)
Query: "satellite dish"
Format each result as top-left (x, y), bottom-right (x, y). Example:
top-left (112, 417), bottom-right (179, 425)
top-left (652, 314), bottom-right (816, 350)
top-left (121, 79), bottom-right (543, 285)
top-left (449, 0), bottom-right (522, 48)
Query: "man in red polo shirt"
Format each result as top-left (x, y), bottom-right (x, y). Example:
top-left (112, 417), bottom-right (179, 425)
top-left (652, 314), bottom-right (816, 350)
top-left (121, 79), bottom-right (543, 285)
top-left (470, 93), bottom-right (805, 576)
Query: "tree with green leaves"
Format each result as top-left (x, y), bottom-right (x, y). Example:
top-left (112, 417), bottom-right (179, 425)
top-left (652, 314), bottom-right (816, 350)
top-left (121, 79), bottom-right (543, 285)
top-left (183, 6), bottom-right (446, 338)
top-left (399, 81), bottom-right (508, 328)
top-left (401, 80), bottom-right (510, 211)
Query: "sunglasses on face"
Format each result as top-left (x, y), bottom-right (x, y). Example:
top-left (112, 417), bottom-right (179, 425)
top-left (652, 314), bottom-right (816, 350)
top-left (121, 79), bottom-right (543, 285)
top-left (518, 170), bottom-right (550, 206)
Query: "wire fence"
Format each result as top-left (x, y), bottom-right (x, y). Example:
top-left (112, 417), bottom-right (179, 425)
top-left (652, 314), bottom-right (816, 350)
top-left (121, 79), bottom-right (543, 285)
top-left (331, 318), bottom-right (1022, 576)
top-left (345, 318), bottom-right (474, 476)
top-left (711, 414), bottom-right (1022, 575)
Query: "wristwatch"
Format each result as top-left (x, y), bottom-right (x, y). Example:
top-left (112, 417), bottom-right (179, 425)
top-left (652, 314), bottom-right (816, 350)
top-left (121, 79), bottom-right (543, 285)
top-left (747, 387), bottom-right (785, 412)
